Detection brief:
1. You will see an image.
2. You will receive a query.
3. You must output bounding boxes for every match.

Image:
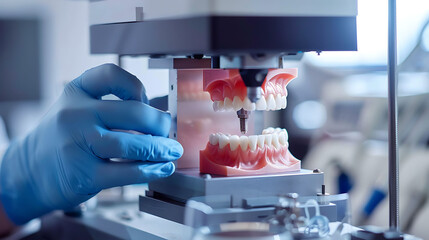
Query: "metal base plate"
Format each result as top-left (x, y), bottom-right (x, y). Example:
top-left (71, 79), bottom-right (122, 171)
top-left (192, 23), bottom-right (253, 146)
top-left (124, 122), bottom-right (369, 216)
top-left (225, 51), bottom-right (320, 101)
top-left (148, 168), bottom-right (324, 206)
top-left (140, 169), bottom-right (325, 224)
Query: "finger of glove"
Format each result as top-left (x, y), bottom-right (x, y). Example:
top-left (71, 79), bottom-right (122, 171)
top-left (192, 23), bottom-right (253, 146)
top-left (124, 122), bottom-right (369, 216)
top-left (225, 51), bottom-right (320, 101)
top-left (96, 100), bottom-right (171, 137)
top-left (89, 129), bottom-right (183, 161)
top-left (149, 95), bottom-right (168, 111)
top-left (96, 162), bottom-right (175, 189)
top-left (73, 64), bottom-right (148, 103)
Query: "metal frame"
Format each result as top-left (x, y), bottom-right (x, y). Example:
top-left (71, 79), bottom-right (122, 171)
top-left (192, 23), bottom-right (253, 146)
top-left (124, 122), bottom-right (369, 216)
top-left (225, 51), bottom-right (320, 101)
top-left (149, 169), bottom-right (323, 204)
top-left (388, 0), bottom-right (399, 231)
top-left (90, 16), bottom-right (357, 56)
top-left (168, 70), bottom-right (178, 140)
top-left (141, 169), bottom-right (326, 224)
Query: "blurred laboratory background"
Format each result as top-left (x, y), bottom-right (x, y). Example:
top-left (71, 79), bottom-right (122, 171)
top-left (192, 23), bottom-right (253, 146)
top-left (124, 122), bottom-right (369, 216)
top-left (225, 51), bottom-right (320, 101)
top-left (0, 0), bottom-right (428, 238)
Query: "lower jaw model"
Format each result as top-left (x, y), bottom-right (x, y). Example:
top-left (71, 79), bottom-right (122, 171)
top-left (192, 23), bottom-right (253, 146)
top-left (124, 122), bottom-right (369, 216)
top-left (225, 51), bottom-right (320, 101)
top-left (200, 68), bottom-right (301, 176)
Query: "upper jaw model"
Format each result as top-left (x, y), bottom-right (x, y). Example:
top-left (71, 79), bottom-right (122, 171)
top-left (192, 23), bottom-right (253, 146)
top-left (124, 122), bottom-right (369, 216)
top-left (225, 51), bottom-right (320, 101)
top-left (200, 68), bottom-right (301, 176)
top-left (203, 68), bottom-right (297, 112)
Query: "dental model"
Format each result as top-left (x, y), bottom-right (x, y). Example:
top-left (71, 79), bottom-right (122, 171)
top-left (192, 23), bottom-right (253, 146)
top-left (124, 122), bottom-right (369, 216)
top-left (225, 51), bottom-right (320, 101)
top-left (200, 128), bottom-right (300, 176)
top-left (203, 68), bottom-right (297, 111)
top-left (200, 69), bottom-right (300, 176)
top-left (200, 69), bottom-right (301, 176)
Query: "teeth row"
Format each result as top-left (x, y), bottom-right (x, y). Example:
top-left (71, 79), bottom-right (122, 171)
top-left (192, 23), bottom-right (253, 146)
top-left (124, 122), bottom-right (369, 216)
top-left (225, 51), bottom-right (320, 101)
top-left (262, 127), bottom-right (288, 135)
top-left (213, 94), bottom-right (287, 112)
top-left (209, 129), bottom-right (289, 151)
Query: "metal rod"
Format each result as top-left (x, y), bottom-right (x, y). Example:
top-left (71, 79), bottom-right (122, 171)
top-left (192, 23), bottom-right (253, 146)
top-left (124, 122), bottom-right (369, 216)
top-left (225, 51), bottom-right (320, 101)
top-left (388, 0), bottom-right (399, 231)
top-left (237, 109), bottom-right (249, 134)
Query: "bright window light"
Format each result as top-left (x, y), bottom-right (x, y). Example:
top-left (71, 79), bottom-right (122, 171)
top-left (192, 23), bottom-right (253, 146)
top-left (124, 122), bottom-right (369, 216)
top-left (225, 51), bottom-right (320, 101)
top-left (305, 0), bottom-right (429, 67)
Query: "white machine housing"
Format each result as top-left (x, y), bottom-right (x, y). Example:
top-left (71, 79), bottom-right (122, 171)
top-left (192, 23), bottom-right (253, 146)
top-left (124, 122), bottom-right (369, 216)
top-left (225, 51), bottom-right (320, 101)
top-left (89, 0), bottom-right (357, 25)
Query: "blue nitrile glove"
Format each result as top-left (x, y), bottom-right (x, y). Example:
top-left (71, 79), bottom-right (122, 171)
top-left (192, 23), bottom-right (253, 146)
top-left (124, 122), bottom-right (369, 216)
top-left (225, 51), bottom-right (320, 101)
top-left (0, 64), bottom-right (183, 225)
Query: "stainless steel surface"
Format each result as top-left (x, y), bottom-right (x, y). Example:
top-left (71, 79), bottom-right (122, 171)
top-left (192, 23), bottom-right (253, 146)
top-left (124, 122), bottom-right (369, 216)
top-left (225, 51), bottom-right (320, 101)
top-left (34, 202), bottom-right (353, 240)
top-left (388, 0), bottom-right (399, 231)
top-left (148, 169), bottom-right (322, 207)
top-left (139, 195), bottom-right (186, 224)
top-left (40, 203), bottom-right (193, 240)
top-left (239, 69), bottom-right (268, 104)
top-left (147, 55), bottom-right (305, 71)
top-left (247, 86), bottom-right (262, 103)
top-left (141, 193), bottom-right (340, 226)
top-left (90, 16), bottom-right (357, 55)
top-left (237, 109), bottom-right (250, 134)
top-left (220, 55), bottom-right (281, 69)
top-left (148, 58), bottom-right (212, 69)
top-left (191, 222), bottom-right (292, 240)
top-left (169, 70), bottom-right (178, 140)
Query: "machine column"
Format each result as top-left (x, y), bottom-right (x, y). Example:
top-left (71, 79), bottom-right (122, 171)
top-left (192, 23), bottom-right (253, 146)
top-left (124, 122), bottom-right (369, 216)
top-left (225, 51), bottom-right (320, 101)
top-left (388, 0), bottom-right (399, 231)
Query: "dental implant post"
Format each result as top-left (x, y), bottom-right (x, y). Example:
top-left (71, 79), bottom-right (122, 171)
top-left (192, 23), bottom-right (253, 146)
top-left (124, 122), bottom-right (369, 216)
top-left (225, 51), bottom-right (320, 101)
top-left (237, 109), bottom-right (249, 134)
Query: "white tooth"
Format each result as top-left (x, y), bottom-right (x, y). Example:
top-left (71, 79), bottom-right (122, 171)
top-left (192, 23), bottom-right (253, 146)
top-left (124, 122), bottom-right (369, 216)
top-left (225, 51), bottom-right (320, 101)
top-left (255, 97), bottom-right (267, 110)
top-left (232, 96), bottom-right (244, 111)
top-left (239, 136), bottom-right (249, 150)
top-left (243, 97), bottom-right (256, 111)
top-left (219, 101), bottom-right (227, 111)
top-left (279, 132), bottom-right (287, 145)
top-left (262, 127), bottom-right (275, 135)
top-left (272, 134), bottom-right (280, 149)
top-left (257, 135), bottom-right (265, 149)
top-left (275, 94), bottom-right (283, 109)
top-left (229, 135), bottom-right (240, 151)
top-left (282, 130), bottom-right (289, 141)
top-left (249, 136), bottom-right (258, 151)
top-left (285, 89), bottom-right (288, 97)
top-left (267, 94), bottom-right (276, 110)
top-left (219, 134), bottom-right (229, 149)
top-left (276, 128), bottom-right (286, 134)
top-left (209, 134), bottom-right (219, 145)
top-left (219, 101), bottom-right (225, 111)
top-left (265, 134), bottom-right (273, 146)
top-left (213, 101), bottom-right (222, 111)
top-left (216, 133), bottom-right (224, 143)
top-left (281, 96), bottom-right (287, 109)
top-left (203, 92), bottom-right (211, 100)
top-left (223, 97), bottom-right (233, 110)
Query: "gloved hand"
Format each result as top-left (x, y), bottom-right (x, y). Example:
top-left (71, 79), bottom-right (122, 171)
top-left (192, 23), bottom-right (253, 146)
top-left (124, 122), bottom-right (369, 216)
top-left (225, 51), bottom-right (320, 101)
top-left (0, 64), bottom-right (183, 224)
